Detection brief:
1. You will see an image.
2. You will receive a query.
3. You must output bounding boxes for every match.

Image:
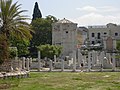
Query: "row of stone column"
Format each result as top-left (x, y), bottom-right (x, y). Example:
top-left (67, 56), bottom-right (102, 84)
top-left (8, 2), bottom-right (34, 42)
top-left (22, 57), bottom-right (32, 71)
top-left (87, 51), bottom-right (116, 71)
top-left (78, 49), bottom-right (116, 71)
top-left (21, 50), bottom-right (116, 72)
top-left (49, 59), bottom-right (77, 72)
top-left (22, 54), bottom-right (42, 72)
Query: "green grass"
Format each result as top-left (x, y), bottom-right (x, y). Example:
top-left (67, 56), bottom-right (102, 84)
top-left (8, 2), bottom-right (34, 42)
top-left (0, 72), bottom-right (120, 90)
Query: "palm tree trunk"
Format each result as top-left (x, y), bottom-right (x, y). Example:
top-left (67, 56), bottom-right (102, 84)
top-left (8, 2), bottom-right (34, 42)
top-left (0, 34), bottom-right (9, 62)
top-left (2, 40), bottom-right (9, 61)
top-left (0, 34), bottom-right (11, 71)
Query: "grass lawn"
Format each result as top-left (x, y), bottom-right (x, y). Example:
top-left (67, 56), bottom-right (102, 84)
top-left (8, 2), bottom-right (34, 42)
top-left (0, 72), bottom-right (120, 90)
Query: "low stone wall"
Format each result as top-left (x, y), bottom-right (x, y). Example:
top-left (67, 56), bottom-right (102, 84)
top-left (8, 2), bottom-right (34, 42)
top-left (30, 61), bottom-right (38, 69)
top-left (0, 60), bottom-right (22, 72)
top-left (11, 60), bottom-right (22, 71)
top-left (0, 61), bottom-right (11, 72)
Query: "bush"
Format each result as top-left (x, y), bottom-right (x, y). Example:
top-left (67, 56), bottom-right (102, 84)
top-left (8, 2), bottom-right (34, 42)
top-left (9, 47), bottom-right (18, 59)
top-left (37, 44), bottom-right (62, 59)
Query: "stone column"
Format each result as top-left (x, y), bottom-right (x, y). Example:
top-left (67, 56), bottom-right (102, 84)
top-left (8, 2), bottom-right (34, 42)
top-left (112, 53), bottom-right (116, 71)
top-left (100, 51), bottom-right (105, 71)
top-left (22, 57), bottom-right (26, 70)
top-left (88, 52), bottom-right (91, 71)
top-left (78, 49), bottom-right (81, 67)
top-left (95, 51), bottom-right (98, 64)
top-left (38, 51), bottom-right (41, 71)
top-left (54, 55), bottom-right (57, 63)
top-left (73, 51), bottom-right (76, 72)
top-left (49, 60), bottom-right (53, 71)
top-left (61, 59), bottom-right (64, 71)
top-left (26, 58), bottom-right (30, 71)
top-left (92, 50), bottom-right (96, 66)
top-left (96, 54), bottom-right (99, 64)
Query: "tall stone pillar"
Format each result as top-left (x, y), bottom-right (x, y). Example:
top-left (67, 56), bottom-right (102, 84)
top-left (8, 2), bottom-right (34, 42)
top-left (73, 51), bottom-right (76, 72)
top-left (112, 53), bottom-right (116, 71)
top-left (38, 51), bottom-right (41, 71)
top-left (88, 52), bottom-right (91, 71)
top-left (54, 55), bottom-right (57, 63)
top-left (49, 60), bottom-right (53, 71)
top-left (26, 58), bottom-right (30, 71)
top-left (77, 49), bottom-right (81, 67)
top-left (29, 58), bottom-right (32, 69)
top-left (95, 51), bottom-right (98, 64)
top-left (92, 50), bottom-right (96, 66)
top-left (22, 57), bottom-right (26, 70)
top-left (61, 59), bottom-right (64, 71)
top-left (100, 51), bottom-right (105, 71)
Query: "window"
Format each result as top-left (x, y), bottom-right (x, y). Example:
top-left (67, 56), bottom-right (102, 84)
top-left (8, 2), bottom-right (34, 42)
top-left (91, 33), bottom-right (94, 37)
top-left (115, 33), bottom-right (118, 36)
top-left (104, 32), bottom-right (107, 34)
top-left (66, 31), bottom-right (68, 33)
top-left (92, 41), bottom-right (95, 44)
top-left (97, 33), bottom-right (101, 39)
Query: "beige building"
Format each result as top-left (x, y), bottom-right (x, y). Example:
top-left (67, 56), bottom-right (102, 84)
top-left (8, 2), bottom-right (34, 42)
top-left (88, 23), bottom-right (120, 50)
top-left (52, 18), bottom-right (77, 58)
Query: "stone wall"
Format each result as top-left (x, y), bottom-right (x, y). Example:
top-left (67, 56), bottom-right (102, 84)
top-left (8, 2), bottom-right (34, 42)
top-left (0, 60), bottom-right (22, 72)
top-left (11, 60), bottom-right (22, 71)
top-left (0, 61), bottom-right (12, 72)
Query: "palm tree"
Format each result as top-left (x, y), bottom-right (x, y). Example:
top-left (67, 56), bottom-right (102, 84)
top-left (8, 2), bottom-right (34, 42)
top-left (0, 0), bottom-right (33, 63)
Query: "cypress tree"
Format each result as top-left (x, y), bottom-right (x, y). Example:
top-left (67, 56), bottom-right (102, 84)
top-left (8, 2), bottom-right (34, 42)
top-left (32, 2), bottom-right (42, 20)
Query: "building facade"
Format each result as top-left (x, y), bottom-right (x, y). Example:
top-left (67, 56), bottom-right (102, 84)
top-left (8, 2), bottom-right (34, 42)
top-left (88, 23), bottom-right (120, 50)
top-left (52, 18), bottom-right (77, 58)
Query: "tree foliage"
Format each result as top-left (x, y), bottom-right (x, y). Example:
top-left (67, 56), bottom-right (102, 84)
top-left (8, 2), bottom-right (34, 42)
top-left (30, 15), bottom-right (58, 57)
top-left (31, 18), bottom-right (52, 46)
top-left (0, 0), bottom-right (33, 63)
top-left (31, 15), bottom-right (58, 46)
top-left (9, 47), bottom-right (17, 59)
top-left (10, 38), bottom-right (30, 57)
top-left (32, 2), bottom-right (42, 20)
top-left (46, 15), bottom-right (58, 23)
top-left (37, 44), bottom-right (62, 59)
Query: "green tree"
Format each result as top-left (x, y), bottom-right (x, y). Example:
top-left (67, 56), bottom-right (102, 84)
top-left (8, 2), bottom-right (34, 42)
top-left (0, 0), bottom-right (33, 63)
top-left (30, 15), bottom-right (58, 57)
top-left (31, 16), bottom-right (58, 46)
top-left (10, 38), bottom-right (30, 57)
top-left (9, 47), bottom-right (17, 59)
top-left (31, 18), bottom-right (52, 46)
top-left (32, 2), bottom-right (42, 20)
top-left (37, 44), bottom-right (62, 59)
top-left (46, 15), bottom-right (58, 23)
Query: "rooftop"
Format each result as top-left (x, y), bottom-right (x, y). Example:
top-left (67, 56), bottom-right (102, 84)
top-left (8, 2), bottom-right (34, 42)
top-left (56, 18), bottom-right (74, 24)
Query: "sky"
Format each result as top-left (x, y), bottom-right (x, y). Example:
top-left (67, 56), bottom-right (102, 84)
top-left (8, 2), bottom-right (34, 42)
top-left (13, 0), bottom-right (120, 26)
